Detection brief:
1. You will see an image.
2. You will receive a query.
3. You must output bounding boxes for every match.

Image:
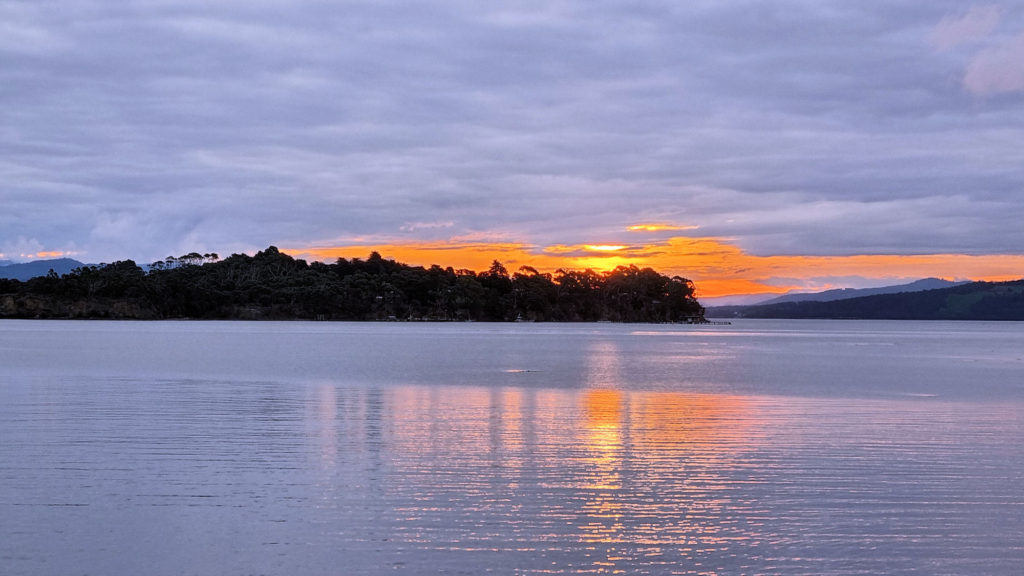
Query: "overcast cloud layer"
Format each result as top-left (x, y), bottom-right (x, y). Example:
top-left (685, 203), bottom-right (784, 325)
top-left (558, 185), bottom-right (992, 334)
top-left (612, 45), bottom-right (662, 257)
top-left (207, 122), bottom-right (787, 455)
top-left (3, 1), bottom-right (1023, 265)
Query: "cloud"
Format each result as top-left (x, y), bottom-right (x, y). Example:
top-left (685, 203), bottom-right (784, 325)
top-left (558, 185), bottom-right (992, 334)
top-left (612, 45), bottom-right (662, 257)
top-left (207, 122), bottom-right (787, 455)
top-left (964, 31), bottom-right (1024, 95)
top-left (2, 0), bottom-right (1024, 293)
top-left (930, 5), bottom-right (1001, 50)
top-left (0, 236), bottom-right (78, 262)
top-left (627, 224), bottom-right (699, 232)
top-left (400, 221), bottom-right (455, 233)
top-left (929, 5), bottom-right (1024, 97)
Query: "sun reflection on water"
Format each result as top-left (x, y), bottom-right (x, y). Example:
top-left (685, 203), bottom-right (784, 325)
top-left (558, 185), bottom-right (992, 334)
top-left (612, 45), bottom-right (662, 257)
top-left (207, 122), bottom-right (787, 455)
top-left (574, 387), bottom-right (759, 571)
top-left (363, 378), bottom-right (763, 573)
top-left (300, 336), bottom-right (771, 572)
top-left (7, 322), bottom-right (1024, 576)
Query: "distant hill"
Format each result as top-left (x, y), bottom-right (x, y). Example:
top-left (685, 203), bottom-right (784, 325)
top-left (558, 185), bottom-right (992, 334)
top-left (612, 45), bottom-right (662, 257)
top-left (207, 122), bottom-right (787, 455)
top-left (756, 278), bottom-right (967, 306)
top-left (698, 293), bottom-right (777, 307)
top-left (705, 277), bottom-right (968, 316)
top-left (709, 280), bottom-right (1024, 320)
top-left (0, 258), bottom-right (86, 281)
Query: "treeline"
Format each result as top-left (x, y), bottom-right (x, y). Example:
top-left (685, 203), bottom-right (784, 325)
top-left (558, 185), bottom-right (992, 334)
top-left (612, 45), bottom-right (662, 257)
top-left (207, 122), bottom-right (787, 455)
top-left (712, 280), bottom-right (1024, 320)
top-left (0, 246), bottom-right (705, 322)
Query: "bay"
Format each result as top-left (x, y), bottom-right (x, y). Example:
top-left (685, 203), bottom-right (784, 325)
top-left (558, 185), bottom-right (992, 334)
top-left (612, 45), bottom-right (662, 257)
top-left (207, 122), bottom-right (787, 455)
top-left (1, 319), bottom-right (1023, 575)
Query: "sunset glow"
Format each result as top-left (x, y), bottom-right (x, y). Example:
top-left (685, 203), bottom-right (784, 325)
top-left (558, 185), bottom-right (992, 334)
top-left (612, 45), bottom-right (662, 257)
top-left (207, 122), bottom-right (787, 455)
top-left (285, 235), bottom-right (1024, 299)
top-left (582, 245), bottom-right (628, 252)
top-left (626, 224), bottom-right (698, 232)
top-left (20, 251), bottom-right (73, 260)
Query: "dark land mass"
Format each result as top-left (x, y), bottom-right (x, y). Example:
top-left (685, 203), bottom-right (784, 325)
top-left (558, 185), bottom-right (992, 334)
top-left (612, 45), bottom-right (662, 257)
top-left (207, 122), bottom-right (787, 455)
top-left (707, 280), bottom-right (1024, 320)
top-left (0, 258), bottom-right (86, 281)
top-left (0, 247), bottom-right (704, 322)
top-left (753, 278), bottom-right (967, 306)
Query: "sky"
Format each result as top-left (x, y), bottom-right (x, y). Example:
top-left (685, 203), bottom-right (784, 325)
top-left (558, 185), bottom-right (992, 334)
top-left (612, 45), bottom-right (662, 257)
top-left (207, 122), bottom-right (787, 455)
top-left (3, 1), bottom-right (1024, 300)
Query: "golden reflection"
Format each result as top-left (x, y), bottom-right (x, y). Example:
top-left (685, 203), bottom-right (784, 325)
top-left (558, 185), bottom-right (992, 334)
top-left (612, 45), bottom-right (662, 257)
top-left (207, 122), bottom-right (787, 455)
top-left (580, 389), bottom-right (627, 554)
top-left (575, 388), bottom-right (757, 572)
top-left (491, 387), bottom-right (526, 473)
top-left (582, 389), bottom-right (624, 493)
top-left (630, 392), bottom-right (750, 452)
top-left (584, 389), bottom-right (623, 430)
top-left (377, 382), bottom-right (761, 570)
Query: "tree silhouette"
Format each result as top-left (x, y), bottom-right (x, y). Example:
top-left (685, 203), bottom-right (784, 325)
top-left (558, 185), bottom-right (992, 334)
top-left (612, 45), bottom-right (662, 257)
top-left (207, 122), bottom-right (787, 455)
top-left (0, 247), bottom-right (707, 321)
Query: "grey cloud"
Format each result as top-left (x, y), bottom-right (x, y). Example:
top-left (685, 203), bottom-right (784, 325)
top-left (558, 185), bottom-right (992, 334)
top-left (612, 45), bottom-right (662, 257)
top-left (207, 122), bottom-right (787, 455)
top-left (2, 0), bottom-right (1023, 265)
top-left (964, 31), bottom-right (1024, 95)
top-left (931, 5), bottom-right (1001, 50)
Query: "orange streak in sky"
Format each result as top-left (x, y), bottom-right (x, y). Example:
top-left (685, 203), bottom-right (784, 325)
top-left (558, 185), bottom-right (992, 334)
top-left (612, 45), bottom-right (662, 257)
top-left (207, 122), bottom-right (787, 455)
top-left (626, 224), bottom-right (698, 232)
top-left (583, 245), bottom-right (628, 252)
top-left (22, 250), bottom-right (72, 259)
top-left (284, 237), bottom-right (1024, 298)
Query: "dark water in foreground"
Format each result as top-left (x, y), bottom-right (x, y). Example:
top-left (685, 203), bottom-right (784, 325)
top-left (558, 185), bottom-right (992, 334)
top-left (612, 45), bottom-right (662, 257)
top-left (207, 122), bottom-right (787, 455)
top-left (2, 320), bottom-right (1023, 575)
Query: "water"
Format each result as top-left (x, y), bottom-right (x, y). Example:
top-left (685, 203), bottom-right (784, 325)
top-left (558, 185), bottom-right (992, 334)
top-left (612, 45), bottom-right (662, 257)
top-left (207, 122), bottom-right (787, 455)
top-left (2, 320), bottom-right (1023, 575)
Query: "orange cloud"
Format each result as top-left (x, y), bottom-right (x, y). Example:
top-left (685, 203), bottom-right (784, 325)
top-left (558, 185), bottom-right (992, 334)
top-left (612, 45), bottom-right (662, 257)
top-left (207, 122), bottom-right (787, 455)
top-left (285, 237), bottom-right (1024, 299)
top-left (582, 245), bottom-right (627, 252)
top-left (18, 250), bottom-right (74, 260)
top-left (626, 223), bottom-right (699, 232)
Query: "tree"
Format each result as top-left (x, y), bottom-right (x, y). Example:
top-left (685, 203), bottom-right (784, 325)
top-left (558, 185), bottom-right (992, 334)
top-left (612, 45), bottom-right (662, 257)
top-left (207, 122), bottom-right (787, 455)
top-left (0, 246), bottom-right (707, 322)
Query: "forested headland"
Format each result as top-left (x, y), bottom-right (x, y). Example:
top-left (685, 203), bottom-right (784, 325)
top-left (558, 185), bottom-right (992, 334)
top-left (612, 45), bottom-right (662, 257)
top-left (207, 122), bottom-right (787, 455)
top-left (707, 280), bottom-right (1024, 320)
top-left (0, 246), bottom-right (705, 322)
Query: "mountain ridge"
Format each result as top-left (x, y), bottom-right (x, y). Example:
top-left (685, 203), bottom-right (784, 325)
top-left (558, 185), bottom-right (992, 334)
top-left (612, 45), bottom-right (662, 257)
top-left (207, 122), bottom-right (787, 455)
top-left (0, 258), bottom-right (86, 281)
top-left (707, 280), bottom-right (1024, 320)
top-left (755, 278), bottom-right (967, 306)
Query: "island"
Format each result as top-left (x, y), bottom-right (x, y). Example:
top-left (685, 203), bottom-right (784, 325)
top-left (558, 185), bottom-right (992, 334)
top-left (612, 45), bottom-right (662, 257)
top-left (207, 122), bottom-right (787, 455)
top-left (0, 246), bottom-right (706, 323)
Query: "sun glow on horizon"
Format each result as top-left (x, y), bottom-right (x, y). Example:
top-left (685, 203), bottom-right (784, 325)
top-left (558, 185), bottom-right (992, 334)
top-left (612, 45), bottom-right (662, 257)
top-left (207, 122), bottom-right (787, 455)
top-left (583, 245), bottom-right (628, 252)
top-left (30, 251), bottom-right (71, 259)
top-left (2, 249), bottom-right (78, 262)
top-left (284, 237), bottom-right (1024, 299)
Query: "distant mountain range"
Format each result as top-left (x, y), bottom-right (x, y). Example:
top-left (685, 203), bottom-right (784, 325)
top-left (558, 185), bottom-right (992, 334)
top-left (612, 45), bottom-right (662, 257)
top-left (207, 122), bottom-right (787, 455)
top-left (0, 258), bottom-right (86, 281)
top-left (707, 279), bottom-right (1024, 320)
top-left (700, 277), bottom-right (966, 307)
top-left (753, 278), bottom-right (967, 306)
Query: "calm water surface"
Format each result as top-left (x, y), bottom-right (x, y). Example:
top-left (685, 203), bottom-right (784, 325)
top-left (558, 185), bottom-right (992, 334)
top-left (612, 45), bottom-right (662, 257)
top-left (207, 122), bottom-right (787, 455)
top-left (2, 320), bottom-right (1023, 575)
